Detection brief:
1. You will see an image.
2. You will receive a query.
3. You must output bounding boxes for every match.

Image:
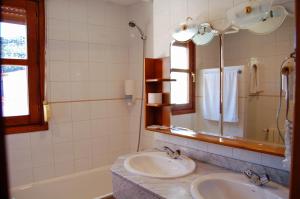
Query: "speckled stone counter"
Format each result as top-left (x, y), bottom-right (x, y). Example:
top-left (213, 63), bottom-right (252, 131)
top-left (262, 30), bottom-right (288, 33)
top-left (111, 152), bottom-right (233, 199)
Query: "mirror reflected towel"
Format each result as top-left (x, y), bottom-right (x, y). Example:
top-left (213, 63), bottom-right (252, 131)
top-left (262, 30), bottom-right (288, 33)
top-left (203, 67), bottom-right (239, 122)
top-left (203, 68), bottom-right (220, 121)
top-left (223, 67), bottom-right (239, 122)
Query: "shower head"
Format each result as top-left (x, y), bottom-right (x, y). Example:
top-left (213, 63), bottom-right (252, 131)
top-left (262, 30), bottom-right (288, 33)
top-left (128, 21), bottom-right (136, 28)
top-left (128, 21), bottom-right (147, 40)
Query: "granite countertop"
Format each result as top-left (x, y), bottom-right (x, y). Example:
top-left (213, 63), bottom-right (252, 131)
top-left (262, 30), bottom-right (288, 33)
top-left (111, 151), bottom-right (237, 199)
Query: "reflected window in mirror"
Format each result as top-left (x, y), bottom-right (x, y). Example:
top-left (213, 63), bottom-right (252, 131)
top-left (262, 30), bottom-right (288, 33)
top-left (171, 41), bottom-right (196, 115)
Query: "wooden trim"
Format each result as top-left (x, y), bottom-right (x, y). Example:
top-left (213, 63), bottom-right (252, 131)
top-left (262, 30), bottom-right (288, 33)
top-left (5, 123), bottom-right (48, 134)
top-left (1, 4), bottom-right (26, 24)
top-left (0, 121), bottom-right (9, 199)
top-left (147, 128), bottom-right (285, 157)
top-left (290, 0), bottom-right (299, 198)
top-left (4, 115), bottom-right (31, 126)
top-left (0, 1), bottom-right (10, 195)
top-left (38, 0), bottom-right (45, 107)
top-left (171, 41), bottom-right (196, 115)
top-left (1, 59), bottom-right (28, 65)
top-left (171, 108), bottom-right (196, 115)
top-left (0, 90), bottom-right (9, 199)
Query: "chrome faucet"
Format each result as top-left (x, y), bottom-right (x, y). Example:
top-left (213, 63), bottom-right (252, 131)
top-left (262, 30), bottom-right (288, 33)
top-left (243, 169), bottom-right (270, 186)
top-left (163, 146), bottom-right (181, 159)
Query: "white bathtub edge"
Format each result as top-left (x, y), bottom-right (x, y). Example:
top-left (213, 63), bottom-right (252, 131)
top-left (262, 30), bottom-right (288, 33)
top-left (11, 164), bottom-right (112, 192)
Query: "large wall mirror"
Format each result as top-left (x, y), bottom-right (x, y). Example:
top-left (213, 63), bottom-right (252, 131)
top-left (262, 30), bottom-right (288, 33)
top-left (168, 14), bottom-right (295, 155)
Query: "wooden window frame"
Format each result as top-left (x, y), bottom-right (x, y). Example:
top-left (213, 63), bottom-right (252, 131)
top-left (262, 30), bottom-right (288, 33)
top-left (171, 41), bottom-right (196, 115)
top-left (1, 0), bottom-right (47, 134)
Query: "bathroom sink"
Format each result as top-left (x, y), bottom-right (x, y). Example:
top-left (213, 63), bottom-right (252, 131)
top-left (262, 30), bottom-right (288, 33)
top-left (191, 173), bottom-right (289, 199)
top-left (124, 152), bottom-right (196, 178)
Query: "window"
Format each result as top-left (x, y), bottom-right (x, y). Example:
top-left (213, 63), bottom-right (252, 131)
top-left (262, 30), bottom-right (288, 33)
top-left (171, 41), bottom-right (195, 115)
top-left (1, 0), bottom-right (47, 134)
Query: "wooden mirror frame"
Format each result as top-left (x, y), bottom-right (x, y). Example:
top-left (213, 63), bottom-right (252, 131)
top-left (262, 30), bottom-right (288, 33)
top-left (290, 0), bottom-right (299, 197)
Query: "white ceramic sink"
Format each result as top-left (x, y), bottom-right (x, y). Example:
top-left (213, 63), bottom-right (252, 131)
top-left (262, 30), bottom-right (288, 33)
top-left (191, 173), bottom-right (289, 199)
top-left (124, 152), bottom-right (196, 178)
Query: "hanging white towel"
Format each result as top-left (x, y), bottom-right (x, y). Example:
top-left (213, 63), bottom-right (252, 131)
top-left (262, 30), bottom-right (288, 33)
top-left (203, 69), bottom-right (220, 121)
top-left (202, 67), bottom-right (239, 122)
top-left (249, 63), bottom-right (262, 94)
top-left (223, 68), bottom-right (239, 122)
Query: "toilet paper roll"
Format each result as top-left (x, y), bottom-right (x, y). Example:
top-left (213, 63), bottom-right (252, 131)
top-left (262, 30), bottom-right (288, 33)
top-left (148, 93), bottom-right (162, 104)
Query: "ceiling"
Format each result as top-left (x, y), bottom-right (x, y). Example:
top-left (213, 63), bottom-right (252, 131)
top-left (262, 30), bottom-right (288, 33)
top-left (107, 0), bottom-right (147, 6)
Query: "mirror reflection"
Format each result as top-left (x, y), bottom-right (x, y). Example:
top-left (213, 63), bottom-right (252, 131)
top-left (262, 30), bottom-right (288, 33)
top-left (170, 16), bottom-right (295, 146)
top-left (223, 16), bottom-right (295, 145)
top-left (171, 35), bottom-right (221, 135)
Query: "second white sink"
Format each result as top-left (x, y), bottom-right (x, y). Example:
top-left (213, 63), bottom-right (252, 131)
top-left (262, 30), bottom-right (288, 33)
top-left (124, 152), bottom-right (196, 178)
top-left (191, 173), bottom-right (289, 199)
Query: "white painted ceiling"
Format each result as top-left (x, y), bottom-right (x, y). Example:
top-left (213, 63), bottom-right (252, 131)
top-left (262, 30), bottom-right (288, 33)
top-left (107, 0), bottom-right (147, 6)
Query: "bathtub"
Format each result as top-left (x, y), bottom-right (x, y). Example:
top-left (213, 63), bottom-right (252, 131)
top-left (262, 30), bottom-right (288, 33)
top-left (10, 165), bottom-right (113, 199)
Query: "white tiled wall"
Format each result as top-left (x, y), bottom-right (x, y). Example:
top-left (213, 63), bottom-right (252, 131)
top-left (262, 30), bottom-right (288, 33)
top-left (7, 101), bottom-right (130, 187)
top-left (127, 2), bottom-right (155, 151)
top-left (5, 0), bottom-right (154, 188)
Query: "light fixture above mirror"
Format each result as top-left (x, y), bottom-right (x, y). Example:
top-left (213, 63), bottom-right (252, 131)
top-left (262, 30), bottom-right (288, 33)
top-left (192, 23), bottom-right (218, 46)
top-left (227, 0), bottom-right (274, 29)
top-left (172, 20), bottom-right (218, 46)
top-left (248, 5), bottom-right (288, 35)
top-left (226, 0), bottom-right (290, 35)
top-left (172, 17), bottom-right (198, 42)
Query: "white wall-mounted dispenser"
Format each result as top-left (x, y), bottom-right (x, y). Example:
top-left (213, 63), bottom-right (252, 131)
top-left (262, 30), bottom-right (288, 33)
top-left (124, 80), bottom-right (136, 106)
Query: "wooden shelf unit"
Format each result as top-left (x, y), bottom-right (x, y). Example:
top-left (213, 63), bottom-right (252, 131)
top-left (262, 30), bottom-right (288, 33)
top-left (144, 58), bottom-right (171, 128)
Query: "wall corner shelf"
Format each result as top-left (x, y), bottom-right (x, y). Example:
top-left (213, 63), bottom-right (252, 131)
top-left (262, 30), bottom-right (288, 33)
top-left (144, 57), bottom-right (171, 128)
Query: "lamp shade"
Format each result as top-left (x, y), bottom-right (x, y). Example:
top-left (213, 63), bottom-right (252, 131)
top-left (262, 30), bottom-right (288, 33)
top-left (192, 23), bottom-right (216, 46)
top-left (192, 32), bottom-right (215, 46)
top-left (227, 0), bottom-right (273, 29)
top-left (248, 5), bottom-right (288, 35)
top-left (172, 23), bottom-right (198, 42)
